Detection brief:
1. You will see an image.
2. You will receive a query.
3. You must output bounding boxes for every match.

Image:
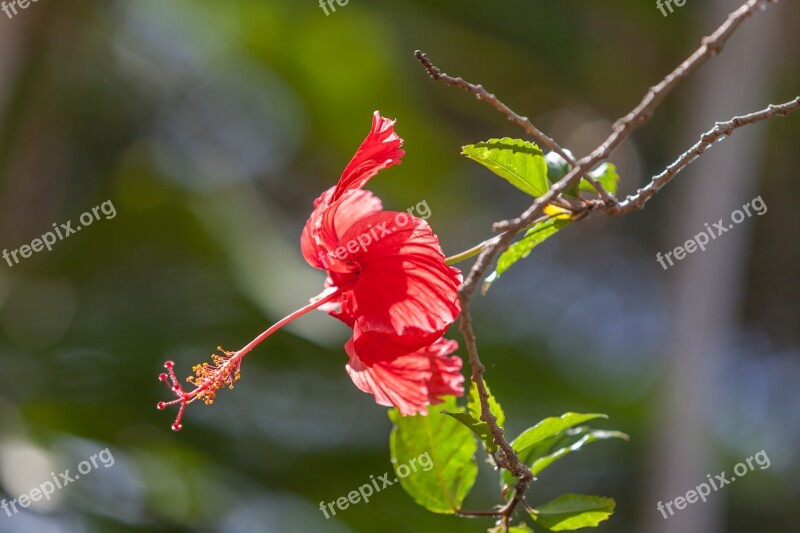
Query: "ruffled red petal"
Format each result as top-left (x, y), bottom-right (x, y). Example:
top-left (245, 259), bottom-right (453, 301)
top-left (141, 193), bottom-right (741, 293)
top-left (345, 338), bottom-right (464, 416)
top-left (335, 211), bottom-right (462, 364)
top-left (301, 188), bottom-right (383, 271)
top-left (301, 110), bottom-right (401, 271)
top-left (332, 111), bottom-right (405, 202)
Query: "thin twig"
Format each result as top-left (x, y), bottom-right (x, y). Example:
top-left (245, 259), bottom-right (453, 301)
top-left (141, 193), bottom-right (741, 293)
top-left (414, 50), bottom-right (615, 203)
top-left (613, 96), bottom-right (800, 214)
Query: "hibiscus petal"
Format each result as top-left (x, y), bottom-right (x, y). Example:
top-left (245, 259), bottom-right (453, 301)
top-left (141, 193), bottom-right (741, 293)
top-left (423, 338), bottom-right (465, 400)
top-left (331, 111), bottom-right (405, 202)
top-left (301, 112), bottom-right (403, 273)
top-left (331, 190), bottom-right (383, 241)
top-left (301, 188), bottom-right (382, 270)
top-left (335, 211), bottom-right (462, 363)
top-left (345, 338), bottom-right (464, 416)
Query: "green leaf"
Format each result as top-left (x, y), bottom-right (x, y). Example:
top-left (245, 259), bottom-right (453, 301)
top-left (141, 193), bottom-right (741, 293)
top-left (502, 429), bottom-right (575, 489)
top-left (497, 217), bottom-right (572, 278)
top-left (511, 413), bottom-right (607, 454)
top-left (442, 411), bottom-right (495, 453)
top-left (446, 381), bottom-right (507, 453)
top-left (531, 494), bottom-right (615, 531)
top-left (531, 429), bottom-right (629, 476)
top-left (501, 426), bottom-right (620, 488)
top-left (389, 396), bottom-right (478, 514)
top-left (482, 215), bottom-right (573, 294)
top-left (579, 163), bottom-right (619, 195)
top-left (462, 138), bottom-right (549, 198)
top-left (468, 380), bottom-right (505, 429)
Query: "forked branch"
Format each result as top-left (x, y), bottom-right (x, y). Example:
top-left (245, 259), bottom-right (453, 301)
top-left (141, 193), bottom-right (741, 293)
top-left (416, 0), bottom-right (790, 529)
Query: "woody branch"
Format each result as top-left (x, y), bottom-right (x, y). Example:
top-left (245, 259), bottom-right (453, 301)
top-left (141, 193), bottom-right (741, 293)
top-left (419, 0), bottom-right (791, 526)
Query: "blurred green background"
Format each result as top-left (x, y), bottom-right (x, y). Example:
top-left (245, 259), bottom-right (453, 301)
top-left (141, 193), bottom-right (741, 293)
top-left (0, 1), bottom-right (798, 532)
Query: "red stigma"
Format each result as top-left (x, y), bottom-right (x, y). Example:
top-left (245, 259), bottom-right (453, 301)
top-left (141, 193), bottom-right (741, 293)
top-left (156, 348), bottom-right (242, 431)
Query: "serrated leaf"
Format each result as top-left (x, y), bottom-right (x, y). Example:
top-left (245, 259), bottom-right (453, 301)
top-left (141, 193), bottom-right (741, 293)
top-left (463, 138), bottom-right (549, 197)
top-left (531, 494), bottom-right (615, 531)
top-left (482, 214), bottom-right (573, 294)
top-left (579, 163), bottom-right (619, 195)
top-left (446, 381), bottom-right (507, 453)
top-left (389, 396), bottom-right (478, 514)
top-left (511, 413), bottom-right (607, 454)
top-left (531, 429), bottom-right (629, 476)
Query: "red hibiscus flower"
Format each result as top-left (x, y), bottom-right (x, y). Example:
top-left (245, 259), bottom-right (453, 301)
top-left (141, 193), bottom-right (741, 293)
top-left (301, 112), bottom-right (462, 364)
top-left (158, 112), bottom-right (463, 430)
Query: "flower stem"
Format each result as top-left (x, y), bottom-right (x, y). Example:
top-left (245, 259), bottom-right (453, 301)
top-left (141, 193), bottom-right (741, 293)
top-left (445, 240), bottom-right (488, 266)
top-left (159, 287), bottom-right (343, 430)
top-left (235, 287), bottom-right (343, 361)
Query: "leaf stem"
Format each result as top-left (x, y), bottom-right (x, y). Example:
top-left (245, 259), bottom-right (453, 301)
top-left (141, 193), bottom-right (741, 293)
top-left (445, 215), bottom-right (553, 266)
